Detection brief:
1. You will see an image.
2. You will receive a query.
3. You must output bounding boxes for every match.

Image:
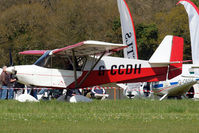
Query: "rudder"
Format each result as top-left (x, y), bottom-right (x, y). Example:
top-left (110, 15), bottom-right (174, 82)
top-left (168, 36), bottom-right (184, 79)
top-left (149, 35), bottom-right (184, 79)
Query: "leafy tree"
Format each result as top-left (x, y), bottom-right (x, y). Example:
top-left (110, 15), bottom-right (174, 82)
top-left (0, 0), bottom-right (198, 66)
top-left (192, 0), bottom-right (199, 7)
top-left (0, 3), bottom-right (50, 65)
top-left (155, 5), bottom-right (191, 60)
top-left (135, 23), bottom-right (158, 60)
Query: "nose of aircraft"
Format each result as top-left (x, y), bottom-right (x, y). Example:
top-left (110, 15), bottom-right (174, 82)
top-left (6, 66), bottom-right (16, 74)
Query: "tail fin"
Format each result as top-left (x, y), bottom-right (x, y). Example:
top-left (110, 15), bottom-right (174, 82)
top-left (149, 35), bottom-right (184, 79)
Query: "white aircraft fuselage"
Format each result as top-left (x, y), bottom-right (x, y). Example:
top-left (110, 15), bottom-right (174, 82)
top-left (8, 56), bottom-right (173, 89)
top-left (152, 64), bottom-right (199, 97)
top-left (6, 37), bottom-right (183, 89)
top-left (123, 64), bottom-right (199, 100)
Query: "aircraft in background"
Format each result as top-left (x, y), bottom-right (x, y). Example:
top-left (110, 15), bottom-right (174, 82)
top-left (117, 0), bottom-right (199, 100)
top-left (150, 64), bottom-right (199, 100)
top-left (6, 37), bottom-right (183, 91)
top-left (150, 0), bottom-right (199, 100)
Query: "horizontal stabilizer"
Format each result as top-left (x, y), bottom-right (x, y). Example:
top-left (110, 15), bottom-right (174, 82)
top-left (150, 60), bottom-right (191, 65)
top-left (191, 65), bottom-right (199, 68)
top-left (149, 61), bottom-right (182, 64)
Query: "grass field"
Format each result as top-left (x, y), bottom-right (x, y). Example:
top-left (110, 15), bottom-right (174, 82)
top-left (0, 99), bottom-right (199, 133)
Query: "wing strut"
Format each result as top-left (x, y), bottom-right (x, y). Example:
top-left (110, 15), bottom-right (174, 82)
top-left (72, 50), bottom-right (78, 88)
top-left (76, 52), bottom-right (106, 88)
top-left (159, 94), bottom-right (168, 101)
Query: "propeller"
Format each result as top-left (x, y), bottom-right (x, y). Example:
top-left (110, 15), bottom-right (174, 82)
top-left (6, 49), bottom-right (17, 75)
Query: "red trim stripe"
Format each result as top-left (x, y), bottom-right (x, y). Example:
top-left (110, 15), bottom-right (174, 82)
top-left (17, 73), bottom-right (73, 78)
top-left (19, 50), bottom-right (47, 55)
top-left (53, 42), bottom-right (84, 54)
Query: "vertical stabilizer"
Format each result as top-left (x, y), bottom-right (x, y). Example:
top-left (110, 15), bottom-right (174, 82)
top-left (168, 36), bottom-right (184, 79)
top-left (149, 35), bottom-right (184, 65)
top-left (149, 35), bottom-right (184, 79)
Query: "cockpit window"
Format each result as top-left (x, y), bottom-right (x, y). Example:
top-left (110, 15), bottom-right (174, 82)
top-left (50, 56), bottom-right (73, 70)
top-left (35, 51), bottom-right (87, 71)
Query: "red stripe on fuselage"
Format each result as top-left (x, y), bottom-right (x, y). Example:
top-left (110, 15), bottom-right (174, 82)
top-left (17, 73), bottom-right (73, 78)
top-left (67, 66), bottom-right (168, 89)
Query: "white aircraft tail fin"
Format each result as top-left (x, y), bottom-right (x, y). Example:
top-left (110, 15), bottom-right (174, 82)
top-left (149, 35), bottom-right (184, 79)
top-left (149, 35), bottom-right (184, 64)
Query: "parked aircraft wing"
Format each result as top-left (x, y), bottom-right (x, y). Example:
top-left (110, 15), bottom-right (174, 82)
top-left (19, 41), bottom-right (127, 56)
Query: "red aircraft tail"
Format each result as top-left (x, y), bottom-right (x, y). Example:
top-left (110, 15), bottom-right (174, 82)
top-left (168, 36), bottom-right (184, 79)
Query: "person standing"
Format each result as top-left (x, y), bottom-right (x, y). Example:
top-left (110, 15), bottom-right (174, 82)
top-left (0, 66), bottom-right (16, 99)
top-left (8, 74), bottom-right (16, 99)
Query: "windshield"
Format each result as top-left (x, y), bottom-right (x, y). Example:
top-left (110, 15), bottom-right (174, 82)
top-left (34, 50), bottom-right (51, 66)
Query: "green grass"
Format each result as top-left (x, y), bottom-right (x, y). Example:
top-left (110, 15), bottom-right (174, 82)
top-left (0, 99), bottom-right (199, 133)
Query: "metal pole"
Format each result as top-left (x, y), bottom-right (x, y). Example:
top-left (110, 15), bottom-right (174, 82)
top-left (114, 87), bottom-right (116, 101)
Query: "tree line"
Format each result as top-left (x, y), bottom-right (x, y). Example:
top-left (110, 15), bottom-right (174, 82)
top-left (0, 0), bottom-right (198, 66)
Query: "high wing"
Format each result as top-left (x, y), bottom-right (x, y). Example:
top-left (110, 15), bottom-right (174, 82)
top-left (19, 40), bottom-right (127, 56)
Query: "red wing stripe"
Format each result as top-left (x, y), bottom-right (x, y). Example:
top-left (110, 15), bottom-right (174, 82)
top-left (52, 42), bottom-right (84, 54)
top-left (19, 50), bottom-right (47, 55)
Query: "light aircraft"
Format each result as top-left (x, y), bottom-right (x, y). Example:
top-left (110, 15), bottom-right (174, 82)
top-left (150, 0), bottom-right (199, 100)
top-left (120, 0), bottom-right (199, 100)
top-left (150, 65), bottom-right (199, 100)
top-left (6, 38), bottom-right (184, 90)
